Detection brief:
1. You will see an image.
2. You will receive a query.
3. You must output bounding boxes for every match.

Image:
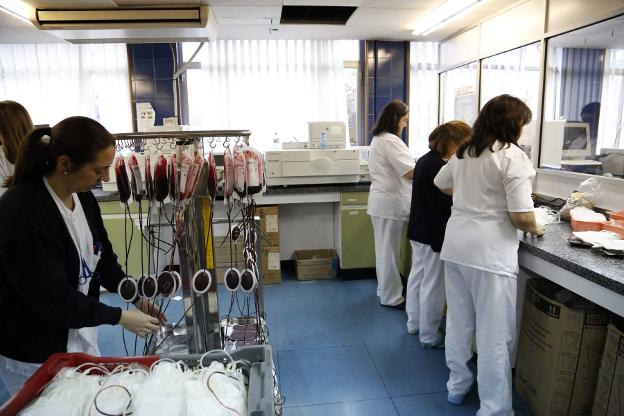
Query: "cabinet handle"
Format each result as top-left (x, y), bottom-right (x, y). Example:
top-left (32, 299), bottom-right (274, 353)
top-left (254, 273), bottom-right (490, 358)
top-left (347, 198), bottom-right (357, 202)
top-left (348, 211), bottom-right (359, 216)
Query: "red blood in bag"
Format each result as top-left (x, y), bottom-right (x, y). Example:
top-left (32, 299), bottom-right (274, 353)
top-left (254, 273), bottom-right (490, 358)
top-left (233, 147), bottom-right (247, 198)
top-left (207, 152), bottom-right (217, 202)
top-left (145, 154), bottom-right (154, 201)
top-left (154, 154), bottom-right (168, 202)
top-left (244, 147), bottom-right (263, 195)
top-left (169, 153), bottom-right (177, 201)
top-left (223, 148), bottom-right (234, 199)
top-left (114, 156), bottom-right (131, 204)
top-left (129, 153), bottom-right (144, 202)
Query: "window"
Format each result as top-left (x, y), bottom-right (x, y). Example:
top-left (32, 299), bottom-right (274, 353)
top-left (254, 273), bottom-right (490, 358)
top-left (480, 42), bottom-right (541, 159)
top-left (0, 43), bottom-right (132, 133)
top-left (541, 14), bottom-right (624, 179)
top-left (440, 62), bottom-right (478, 126)
top-left (182, 40), bottom-right (358, 152)
top-left (408, 42), bottom-right (439, 158)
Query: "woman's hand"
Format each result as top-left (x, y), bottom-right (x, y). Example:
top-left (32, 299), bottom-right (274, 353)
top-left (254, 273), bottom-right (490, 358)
top-left (509, 211), bottom-right (545, 237)
top-left (133, 298), bottom-right (166, 324)
top-left (118, 309), bottom-right (160, 337)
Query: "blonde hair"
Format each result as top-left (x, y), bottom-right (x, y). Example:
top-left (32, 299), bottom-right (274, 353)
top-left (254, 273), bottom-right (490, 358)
top-left (0, 101), bottom-right (34, 164)
top-left (428, 120), bottom-right (472, 157)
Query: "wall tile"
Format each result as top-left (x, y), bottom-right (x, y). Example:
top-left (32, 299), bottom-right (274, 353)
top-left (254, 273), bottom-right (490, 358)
top-left (132, 58), bottom-right (155, 81)
top-left (134, 80), bottom-right (155, 99)
top-left (131, 44), bottom-right (153, 60)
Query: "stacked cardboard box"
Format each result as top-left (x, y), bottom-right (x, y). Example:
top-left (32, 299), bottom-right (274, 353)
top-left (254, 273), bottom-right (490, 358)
top-left (213, 235), bottom-right (245, 284)
top-left (592, 321), bottom-right (624, 416)
top-left (515, 278), bottom-right (611, 416)
top-left (256, 205), bottom-right (281, 284)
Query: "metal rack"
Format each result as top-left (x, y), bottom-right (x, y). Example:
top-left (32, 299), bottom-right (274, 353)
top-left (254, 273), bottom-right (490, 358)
top-left (111, 130), bottom-right (250, 354)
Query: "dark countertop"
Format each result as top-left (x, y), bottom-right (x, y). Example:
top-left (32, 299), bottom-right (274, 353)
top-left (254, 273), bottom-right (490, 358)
top-left (520, 222), bottom-right (624, 295)
top-left (94, 182), bottom-right (372, 202)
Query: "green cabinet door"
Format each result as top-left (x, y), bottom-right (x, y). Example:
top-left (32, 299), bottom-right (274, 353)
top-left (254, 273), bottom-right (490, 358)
top-left (340, 206), bottom-right (376, 269)
top-left (100, 201), bottom-right (149, 278)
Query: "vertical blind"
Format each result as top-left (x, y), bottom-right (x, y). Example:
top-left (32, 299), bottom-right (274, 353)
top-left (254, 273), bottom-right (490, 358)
top-left (184, 39), bottom-right (350, 152)
top-left (408, 42), bottom-right (439, 158)
top-left (0, 43), bottom-right (132, 133)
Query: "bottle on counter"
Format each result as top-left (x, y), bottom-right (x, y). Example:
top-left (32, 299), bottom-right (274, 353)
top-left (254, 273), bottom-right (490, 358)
top-left (272, 132), bottom-right (280, 150)
top-left (319, 132), bottom-right (327, 150)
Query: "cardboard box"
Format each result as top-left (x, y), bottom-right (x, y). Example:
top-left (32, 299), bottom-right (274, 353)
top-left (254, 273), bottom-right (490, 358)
top-left (515, 278), bottom-right (611, 416)
top-left (294, 249), bottom-right (338, 280)
top-left (256, 205), bottom-right (279, 246)
top-left (261, 245), bottom-right (281, 285)
top-left (592, 321), bottom-right (624, 416)
top-left (212, 235), bottom-right (246, 266)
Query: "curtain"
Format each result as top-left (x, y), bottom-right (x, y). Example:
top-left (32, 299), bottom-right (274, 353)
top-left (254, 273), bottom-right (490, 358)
top-left (408, 42), bottom-right (438, 158)
top-left (559, 48), bottom-right (604, 122)
top-left (596, 49), bottom-right (624, 151)
top-left (0, 43), bottom-right (132, 133)
top-left (184, 39), bottom-right (349, 152)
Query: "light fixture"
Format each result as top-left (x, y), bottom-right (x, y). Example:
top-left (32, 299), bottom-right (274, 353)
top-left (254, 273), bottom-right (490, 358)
top-left (0, 0), bottom-right (32, 23)
top-left (412, 0), bottom-right (482, 36)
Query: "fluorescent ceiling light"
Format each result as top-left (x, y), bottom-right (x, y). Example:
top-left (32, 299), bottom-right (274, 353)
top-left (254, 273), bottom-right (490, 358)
top-left (0, 0), bottom-right (32, 22)
top-left (412, 0), bottom-right (482, 36)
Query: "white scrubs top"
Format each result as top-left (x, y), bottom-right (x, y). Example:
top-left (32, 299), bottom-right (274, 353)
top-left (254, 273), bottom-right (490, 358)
top-left (0, 146), bottom-right (13, 196)
top-left (434, 142), bottom-right (535, 278)
top-left (43, 177), bottom-right (101, 356)
top-left (367, 132), bottom-right (414, 221)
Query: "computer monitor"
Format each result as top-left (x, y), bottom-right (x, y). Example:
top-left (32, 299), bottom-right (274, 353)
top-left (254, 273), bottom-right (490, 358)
top-left (562, 122), bottom-right (591, 158)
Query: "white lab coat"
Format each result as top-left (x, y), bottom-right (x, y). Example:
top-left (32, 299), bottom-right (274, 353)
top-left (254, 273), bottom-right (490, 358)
top-left (434, 142), bottom-right (534, 416)
top-left (367, 132), bottom-right (414, 306)
top-left (0, 145), bottom-right (13, 197)
top-left (434, 143), bottom-right (535, 277)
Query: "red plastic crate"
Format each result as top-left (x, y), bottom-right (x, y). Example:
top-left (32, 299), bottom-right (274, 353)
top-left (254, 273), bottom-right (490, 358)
top-left (608, 211), bottom-right (624, 222)
top-left (0, 353), bottom-right (159, 416)
top-left (602, 219), bottom-right (624, 238)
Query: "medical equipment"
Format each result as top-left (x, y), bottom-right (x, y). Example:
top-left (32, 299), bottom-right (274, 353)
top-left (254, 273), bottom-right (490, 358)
top-left (265, 148), bottom-right (361, 186)
top-left (308, 121), bottom-right (347, 149)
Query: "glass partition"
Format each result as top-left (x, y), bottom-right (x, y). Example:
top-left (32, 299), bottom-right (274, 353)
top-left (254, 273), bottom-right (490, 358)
top-left (440, 62), bottom-right (478, 126)
top-left (480, 43), bottom-right (541, 159)
top-left (541, 14), bottom-right (624, 179)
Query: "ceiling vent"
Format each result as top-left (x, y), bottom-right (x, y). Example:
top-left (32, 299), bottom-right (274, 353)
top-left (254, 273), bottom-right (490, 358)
top-left (280, 6), bottom-right (357, 25)
top-left (31, 6), bottom-right (217, 43)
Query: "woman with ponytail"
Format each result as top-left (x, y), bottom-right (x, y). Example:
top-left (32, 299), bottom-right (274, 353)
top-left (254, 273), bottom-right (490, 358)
top-left (0, 116), bottom-right (162, 394)
top-left (0, 100), bottom-right (34, 195)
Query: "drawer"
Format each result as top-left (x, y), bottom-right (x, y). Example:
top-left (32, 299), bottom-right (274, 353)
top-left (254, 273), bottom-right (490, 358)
top-left (341, 192), bottom-right (368, 205)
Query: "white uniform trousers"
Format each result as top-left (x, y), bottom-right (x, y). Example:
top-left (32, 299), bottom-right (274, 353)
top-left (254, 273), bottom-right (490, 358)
top-left (444, 261), bottom-right (517, 416)
top-left (405, 241), bottom-right (445, 343)
top-left (370, 215), bottom-right (406, 306)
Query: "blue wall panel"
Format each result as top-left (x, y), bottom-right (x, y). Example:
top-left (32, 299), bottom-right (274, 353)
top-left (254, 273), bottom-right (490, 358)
top-left (127, 44), bottom-right (177, 131)
top-left (365, 40), bottom-right (409, 144)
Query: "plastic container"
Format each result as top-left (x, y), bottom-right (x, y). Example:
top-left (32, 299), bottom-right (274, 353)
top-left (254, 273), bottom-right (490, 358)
top-left (570, 218), bottom-right (604, 232)
top-left (1, 345), bottom-right (275, 416)
top-left (602, 220), bottom-right (624, 238)
top-left (608, 211), bottom-right (624, 222)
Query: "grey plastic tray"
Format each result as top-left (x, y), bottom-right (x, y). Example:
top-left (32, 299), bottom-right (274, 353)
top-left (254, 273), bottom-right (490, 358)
top-left (165, 345), bottom-right (275, 416)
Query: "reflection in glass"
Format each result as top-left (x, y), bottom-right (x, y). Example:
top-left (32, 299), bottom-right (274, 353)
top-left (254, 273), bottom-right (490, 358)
top-left (480, 43), bottom-right (541, 159)
top-left (541, 14), bottom-right (624, 178)
top-left (440, 62), bottom-right (478, 126)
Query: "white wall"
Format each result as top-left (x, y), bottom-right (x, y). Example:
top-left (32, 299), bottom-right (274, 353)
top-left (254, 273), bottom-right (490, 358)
top-left (439, 26), bottom-right (479, 70)
top-left (546, 0), bottom-right (624, 34)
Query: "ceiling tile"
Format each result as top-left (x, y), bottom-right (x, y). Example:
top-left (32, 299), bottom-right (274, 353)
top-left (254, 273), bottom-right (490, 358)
top-left (359, 0), bottom-right (433, 8)
top-left (349, 7), bottom-right (425, 28)
top-left (210, 5), bottom-right (282, 19)
top-left (283, 0), bottom-right (363, 5)
top-left (205, 0), bottom-right (283, 5)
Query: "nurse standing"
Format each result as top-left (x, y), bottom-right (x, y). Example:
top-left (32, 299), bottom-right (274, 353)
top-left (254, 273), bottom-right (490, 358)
top-left (434, 95), bottom-right (544, 415)
top-left (367, 100), bottom-right (414, 309)
top-left (405, 121), bottom-right (471, 347)
top-left (0, 101), bottom-right (34, 196)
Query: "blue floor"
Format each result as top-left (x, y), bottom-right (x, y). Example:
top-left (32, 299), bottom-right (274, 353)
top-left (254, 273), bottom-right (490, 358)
top-left (0, 274), bottom-right (535, 415)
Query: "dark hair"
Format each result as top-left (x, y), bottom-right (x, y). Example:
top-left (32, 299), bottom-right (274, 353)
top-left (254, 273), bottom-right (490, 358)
top-left (457, 94), bottom-right (532, 159)
top-left (8, 116), bottom-right (115, 186)
top-left (371, 100), bottom-right (409, 137)
top-left (0, 100), bottom-right (34, 164)
top-left (429, 120), bottom-right (472, 157)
